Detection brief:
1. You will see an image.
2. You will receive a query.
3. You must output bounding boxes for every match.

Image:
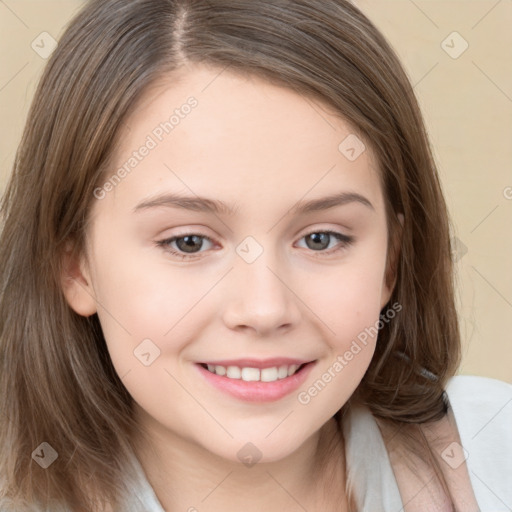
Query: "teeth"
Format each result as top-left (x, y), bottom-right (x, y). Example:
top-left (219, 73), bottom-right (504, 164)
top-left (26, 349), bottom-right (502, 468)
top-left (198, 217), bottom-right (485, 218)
top-left (287, 364), bottom-right (298, 376)
top-left (214, 365), bottom-right (226, 376)
top-left (277, 365), bottom-right (288, 379)
top-left (241, 367), bottom-right (260, 381)
top-left (261, 367), bottom-right (278, 382)
top-left (204, 363), bottom-right (303, 382)
top-left (226, 366), bottom-right (241, 379)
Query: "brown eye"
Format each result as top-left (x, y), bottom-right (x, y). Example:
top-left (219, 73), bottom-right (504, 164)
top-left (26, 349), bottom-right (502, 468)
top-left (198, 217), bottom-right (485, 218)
top-left (156, 233), bottom-right (215, 259)
top-left (173, 235), bottom-right (205, 253)
top-left (298, 230), bottom-right (354, 254)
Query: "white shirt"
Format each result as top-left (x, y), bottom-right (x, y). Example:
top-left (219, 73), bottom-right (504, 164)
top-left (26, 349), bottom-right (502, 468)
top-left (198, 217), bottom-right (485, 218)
top-left (126, 375), bottom-right (512, 511)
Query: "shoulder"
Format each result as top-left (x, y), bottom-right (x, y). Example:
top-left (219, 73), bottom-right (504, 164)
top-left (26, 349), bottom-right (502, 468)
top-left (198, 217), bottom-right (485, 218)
top-left (444, 373), bottom-right (512, 443)
top-left (445, 373), bottom-right (512, 400)
top-left (444, 374), bottom-right (512, 509)
top-left (444, 374), bottom-right (512, 429)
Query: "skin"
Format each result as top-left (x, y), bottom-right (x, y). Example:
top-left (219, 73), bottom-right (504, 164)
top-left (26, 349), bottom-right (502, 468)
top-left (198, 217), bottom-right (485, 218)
top-left (62, 62), bottom-right (401, 512)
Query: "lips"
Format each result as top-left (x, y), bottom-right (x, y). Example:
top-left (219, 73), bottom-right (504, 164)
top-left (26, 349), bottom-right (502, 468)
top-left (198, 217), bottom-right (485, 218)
top-left (195, 359), bottom-right (317, 402)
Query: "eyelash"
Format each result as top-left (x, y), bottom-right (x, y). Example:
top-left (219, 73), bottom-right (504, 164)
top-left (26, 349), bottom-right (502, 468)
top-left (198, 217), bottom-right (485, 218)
top-left (156, 230), bottom-right (354, 261)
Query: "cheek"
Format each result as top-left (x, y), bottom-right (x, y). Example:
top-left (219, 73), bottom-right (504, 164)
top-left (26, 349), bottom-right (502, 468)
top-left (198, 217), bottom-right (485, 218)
top-left (92, 224), bottom-right (389, 354)
top-left (293, 256), bottom-right (388, 418)
top-left (91, 215), bottom-right (388, 345)
top-left (310, 270), bottom-right (382, 383)
top-left (302, 249), bottom-right (388, 337)
top-left (88, 242), bottom-right (200, 365)
top-left (90, 254), bottom-right (212, 422)
top-left (299, 242), bottom-right (388, 376)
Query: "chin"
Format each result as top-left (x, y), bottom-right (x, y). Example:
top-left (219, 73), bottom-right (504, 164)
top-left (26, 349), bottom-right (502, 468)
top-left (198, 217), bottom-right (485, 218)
top-left (215, 430), bottom-right (309, 466)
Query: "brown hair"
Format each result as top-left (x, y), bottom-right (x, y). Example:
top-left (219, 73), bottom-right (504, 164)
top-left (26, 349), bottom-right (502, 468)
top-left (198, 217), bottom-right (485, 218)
top-left (0, 0), bottom-right (461, 510)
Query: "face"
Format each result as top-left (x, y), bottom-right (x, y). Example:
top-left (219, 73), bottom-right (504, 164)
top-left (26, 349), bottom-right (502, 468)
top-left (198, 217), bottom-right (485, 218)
top-left (63, 63), bottom-right (397, 464)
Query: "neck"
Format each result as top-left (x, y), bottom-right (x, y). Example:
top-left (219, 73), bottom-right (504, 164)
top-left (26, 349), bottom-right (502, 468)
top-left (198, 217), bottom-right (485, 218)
top-left (131, 411), bottom-right (347, 512)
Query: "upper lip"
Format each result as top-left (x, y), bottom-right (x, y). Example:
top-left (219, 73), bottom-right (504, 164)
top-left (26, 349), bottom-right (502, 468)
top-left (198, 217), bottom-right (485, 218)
top-left (197, 357), bottom-right (315, 370)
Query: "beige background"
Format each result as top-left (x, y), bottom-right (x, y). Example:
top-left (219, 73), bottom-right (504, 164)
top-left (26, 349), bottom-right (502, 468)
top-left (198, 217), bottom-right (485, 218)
top-left (1, 1), bottom-right (510, 383)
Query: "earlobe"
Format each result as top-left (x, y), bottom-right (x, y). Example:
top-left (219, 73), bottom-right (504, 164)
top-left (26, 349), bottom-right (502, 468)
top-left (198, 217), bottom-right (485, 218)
top-left (60, 241), bottom-right (98, 317)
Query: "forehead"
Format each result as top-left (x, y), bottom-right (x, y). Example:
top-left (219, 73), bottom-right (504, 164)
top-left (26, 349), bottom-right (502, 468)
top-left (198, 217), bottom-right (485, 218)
top-left (97, 63), bottom-right (383, 218)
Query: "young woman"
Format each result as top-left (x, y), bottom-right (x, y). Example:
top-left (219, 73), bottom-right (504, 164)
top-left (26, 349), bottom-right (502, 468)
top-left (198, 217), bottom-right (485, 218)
top-left (0, 0), bottom-right (510, 511)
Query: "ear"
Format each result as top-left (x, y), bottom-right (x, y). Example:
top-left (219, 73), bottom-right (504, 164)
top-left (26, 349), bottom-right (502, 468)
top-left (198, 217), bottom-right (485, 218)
top-left (380, 213), bottom-right (404, 309)
top-left (60, 240), bottom-right (98, 317)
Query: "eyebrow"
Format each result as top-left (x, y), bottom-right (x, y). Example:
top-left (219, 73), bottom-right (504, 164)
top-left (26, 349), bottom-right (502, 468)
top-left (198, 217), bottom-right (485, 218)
top-left (133, 191), bottom-right (374, 216)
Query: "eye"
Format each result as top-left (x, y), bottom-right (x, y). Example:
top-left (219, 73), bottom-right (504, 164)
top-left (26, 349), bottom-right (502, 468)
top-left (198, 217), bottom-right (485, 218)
top-left (156, 233), bottom-right (215, 260)
top-left (156, 229), bottom-right (354, 261)
top-left (296, 230), bottom-right (354, 256)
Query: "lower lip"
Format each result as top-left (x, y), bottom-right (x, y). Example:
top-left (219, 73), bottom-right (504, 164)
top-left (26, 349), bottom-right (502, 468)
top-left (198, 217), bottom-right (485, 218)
top-left (195, 361), bottom-right (317, 403)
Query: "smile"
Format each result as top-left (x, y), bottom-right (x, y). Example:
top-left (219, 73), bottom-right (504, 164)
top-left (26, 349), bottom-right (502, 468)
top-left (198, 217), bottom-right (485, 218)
top-left (195, 360), bottom-right (317, 402)
top-left (199, 363), bottom-right (306, 382)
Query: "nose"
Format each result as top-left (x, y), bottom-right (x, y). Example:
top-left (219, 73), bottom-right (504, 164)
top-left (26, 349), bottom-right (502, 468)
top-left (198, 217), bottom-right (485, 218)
top-left (221, 250), bottom-right (302, 336)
